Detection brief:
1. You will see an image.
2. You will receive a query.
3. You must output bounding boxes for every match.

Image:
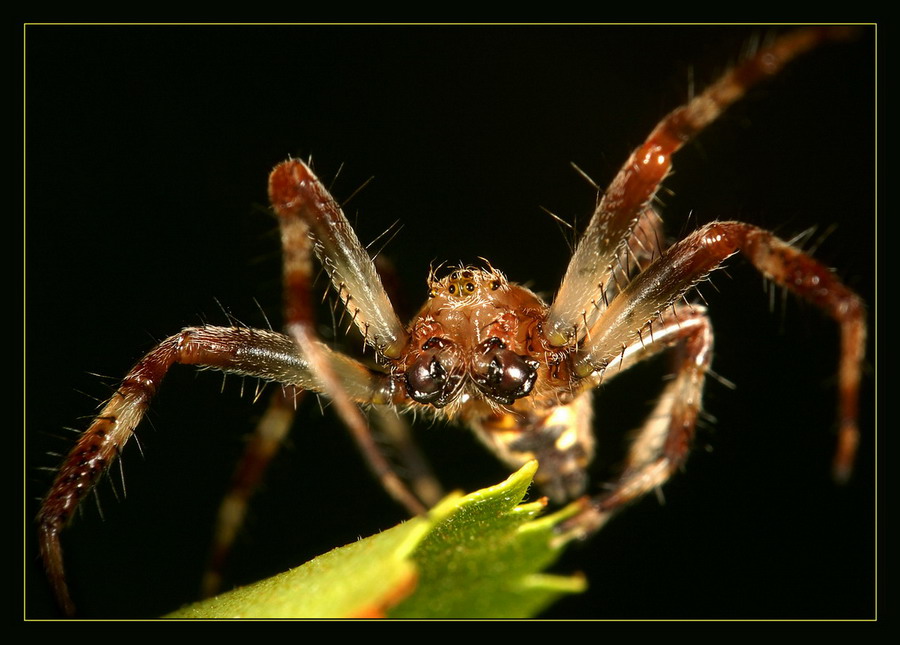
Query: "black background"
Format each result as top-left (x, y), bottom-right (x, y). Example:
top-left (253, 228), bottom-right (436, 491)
top-left (26, 24), bottom-right (876, 619)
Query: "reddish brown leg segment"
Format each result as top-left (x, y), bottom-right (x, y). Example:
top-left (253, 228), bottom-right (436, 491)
top-left (38, 326), bottom-right (326, 616)
top-left (563, 309), bottom-right (713, 536)
top-left (269, 160), bottom-right (425, 517)
top-left (608, 313), bottom-right (711, 510)
top-left (547, 27), bottom-right (857, 346)
top-left (739, 227), bottom-right (866, 481)
top-left (268, 159), bottom-right (409, 356)
top-left (575, 222), bottom-right (865, 505)
top-left (201, 387), bottom-right (301, 598)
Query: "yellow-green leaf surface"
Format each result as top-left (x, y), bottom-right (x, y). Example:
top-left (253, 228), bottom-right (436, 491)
top-left (167, 462), bottom-right (586, 619)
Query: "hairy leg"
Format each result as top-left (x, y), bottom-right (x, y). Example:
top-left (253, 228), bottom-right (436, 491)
top-left (575, 222), bottom-right (865, 482)
top-left (269, 160), bottom-right (425, 517)
top-left (546, 27), bottom-right (856, 346)
top-left (201, 387), bottom-right (301, 597)
top-left (38, 326), bottom-right (353, 615)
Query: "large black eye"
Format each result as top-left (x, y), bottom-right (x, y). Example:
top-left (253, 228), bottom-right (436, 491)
top-left (472, 338), bottom-right (539, 404)
top-left (405, 340), bottom-right (462, 408)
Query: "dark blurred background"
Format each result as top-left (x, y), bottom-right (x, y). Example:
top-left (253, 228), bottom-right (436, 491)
top-left (25, 24), bottom-right (876, 619)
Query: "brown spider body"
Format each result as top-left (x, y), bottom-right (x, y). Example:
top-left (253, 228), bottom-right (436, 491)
top-left (399, 266), bottom-right (593, 501)
top-left (30, 26), bottom-right (872, 618)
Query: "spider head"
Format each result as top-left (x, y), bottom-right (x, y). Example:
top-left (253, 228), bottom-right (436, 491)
top-left (403, 334), bottom-right (539, 409)
top-left (402, 264), bottom-right (547, 410)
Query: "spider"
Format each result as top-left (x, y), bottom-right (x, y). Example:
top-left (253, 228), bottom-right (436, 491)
top-left (30, 26), bottom-right (873, 619)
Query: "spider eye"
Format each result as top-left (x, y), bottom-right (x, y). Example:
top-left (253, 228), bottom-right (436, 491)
top-left (405, 343), bottom-right (462, 408)
top-left (472, 338), bottom-right (539, 404)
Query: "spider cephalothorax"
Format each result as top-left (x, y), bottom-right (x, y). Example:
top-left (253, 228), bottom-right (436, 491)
top-left (399, 266), bottom-right (544, 410)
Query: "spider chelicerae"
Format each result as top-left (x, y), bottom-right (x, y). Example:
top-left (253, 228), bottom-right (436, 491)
top-left (33, 26), bottom-right (872, 620)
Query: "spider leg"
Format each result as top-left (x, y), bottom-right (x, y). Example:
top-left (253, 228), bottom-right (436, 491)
top-left (201, 386), bottom-right (302, 598)
top-left (605, 206), bottom-right (666, 305)
top-left (546, 27), bottom-right (856, 347)
top-left (268, 159), bottom-right (409, 357)
top-left (574, 222), bottom-right (865, 484)
top-left (200, 182), bottom-right (434, 594)
top-left (202, 158), bottom-right (434, 600)
top-left (38, 325), bottom-right (386, 615)
top-left (567, 308), bottom-right (713, 536)
top-left (369, 406), bottom-right (446, 508)
top-left (269, 159), bottom-right (425, 513)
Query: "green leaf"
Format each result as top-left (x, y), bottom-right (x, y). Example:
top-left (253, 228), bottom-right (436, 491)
top-left (166, 461), bottom-right (586, 619)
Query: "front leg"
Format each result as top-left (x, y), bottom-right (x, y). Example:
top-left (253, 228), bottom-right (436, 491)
top-left (545, 28), bottom-right (856, 347)
top-left (38, 326), bottom-right (381, 616)
top-left (268, 159), bottom-right (409, 357)
top-left (569, 309), bottom-right (714, 535)
top-left (268, 158), bottom-right (426, 518)
top-left (575, 222), bottom-right (866, 484)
